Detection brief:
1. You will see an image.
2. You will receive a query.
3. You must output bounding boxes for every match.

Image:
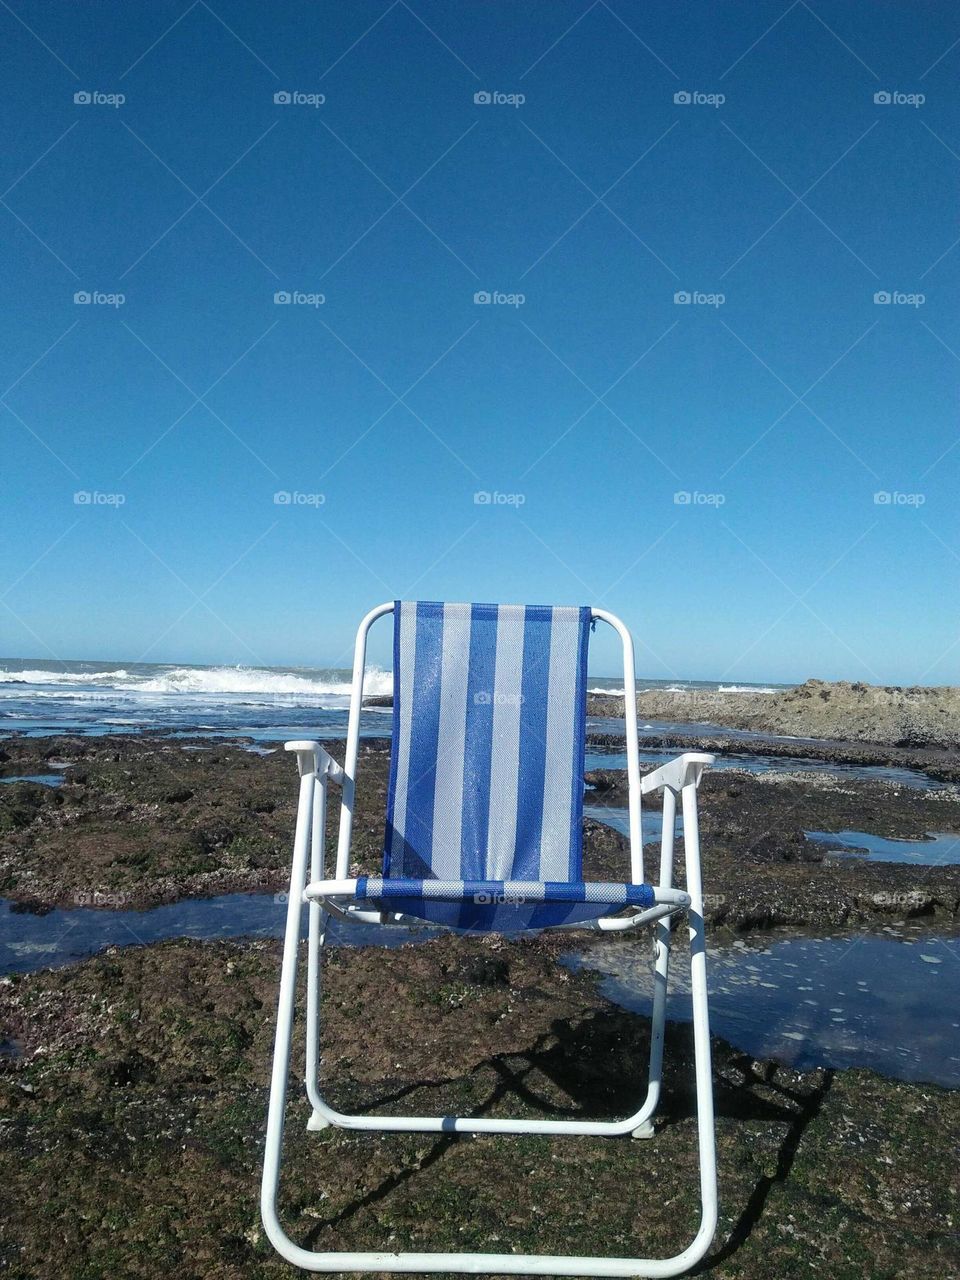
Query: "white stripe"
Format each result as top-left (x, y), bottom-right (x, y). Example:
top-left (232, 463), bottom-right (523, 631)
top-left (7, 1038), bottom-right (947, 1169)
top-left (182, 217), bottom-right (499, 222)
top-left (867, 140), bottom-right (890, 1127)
top-left (389, 602), bottom-right (418, 864)
top-left (538, 607), bottom-right (580, 879)
top-left (484, 604), bottom-right (525, 877)
top-left (430, 603), bottom-right (472, 879)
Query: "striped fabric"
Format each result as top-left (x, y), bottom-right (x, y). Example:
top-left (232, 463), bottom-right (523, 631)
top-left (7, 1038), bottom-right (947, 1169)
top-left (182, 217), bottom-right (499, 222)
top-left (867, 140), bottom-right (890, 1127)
top-left (380, 601), bottom-right (639, 929)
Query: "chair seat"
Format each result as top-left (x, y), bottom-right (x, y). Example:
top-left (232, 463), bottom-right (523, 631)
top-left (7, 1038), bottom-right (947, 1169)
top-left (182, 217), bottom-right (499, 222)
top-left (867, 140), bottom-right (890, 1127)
top-left (356, 876), bottom-right (655, 908)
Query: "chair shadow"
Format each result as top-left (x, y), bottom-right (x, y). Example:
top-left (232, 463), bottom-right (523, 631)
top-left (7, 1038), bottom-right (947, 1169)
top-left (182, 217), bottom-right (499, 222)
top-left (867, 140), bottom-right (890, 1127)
top-left (303, 1006), bottom-right (834, 1263)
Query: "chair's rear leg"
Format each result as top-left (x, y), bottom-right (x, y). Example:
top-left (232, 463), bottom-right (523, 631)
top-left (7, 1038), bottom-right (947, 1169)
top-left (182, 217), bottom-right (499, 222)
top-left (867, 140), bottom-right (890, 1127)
top-left (306, 900), bottom-right (330, 1128)
top-left (306, 775), bottom-right (331, 1128)
top-left (632, 916), bottom-right (672, 1139)
top-left (633, 785), bottom-right (678, 1139)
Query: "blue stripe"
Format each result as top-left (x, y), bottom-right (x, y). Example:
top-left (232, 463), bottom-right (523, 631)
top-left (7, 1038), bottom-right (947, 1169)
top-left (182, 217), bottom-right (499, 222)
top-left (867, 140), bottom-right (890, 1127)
top-left (567, 606), bottom-right (591, 881)
top-left (459, 604), bottom-right (497, 878)
top-left (513, 606), bottom-right (551, 879)
top-left (400, 602), bottom-right (444, 875)
top-left (381, 601), bottom-right (404, 875)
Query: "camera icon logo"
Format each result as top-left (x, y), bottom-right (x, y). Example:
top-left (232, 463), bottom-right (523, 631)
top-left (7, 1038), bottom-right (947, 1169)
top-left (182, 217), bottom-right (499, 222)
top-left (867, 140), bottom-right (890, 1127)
top-left (73, 490), bottom-right (92, 504)
top-left (274, 91), bottom-right (291, 105)
top-left (673, 290), bottom-right (691, 304)
top-left (74, 91), bottom-right (91, 104)
top-left (674, 491), bottom-right (692, 505)
top-left (873, 491), bottom-right (891, 505)
top-left (473, 290), bottom-right (491, 304)
top-left (873, 291), bottom-right (891, 305)
top-left (673, 90), bottom-right (691, 105)
top-left (473, 690), bottom-right (492, 705)
top-left (73, 291), bottom-right (91, 304)
top-left (474, 91), bottom-right (492, 105)
top-left (874, 91), bottom-right (891, 105)
top-left (274, 290), bottom-right (291, 304)
top-left (273, 491), bottom-right (292, 505)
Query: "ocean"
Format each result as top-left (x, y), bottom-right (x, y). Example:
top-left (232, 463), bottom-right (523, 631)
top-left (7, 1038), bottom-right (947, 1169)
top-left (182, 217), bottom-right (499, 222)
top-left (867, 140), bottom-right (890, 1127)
top-left (0, 659), bottom-right (785, 738)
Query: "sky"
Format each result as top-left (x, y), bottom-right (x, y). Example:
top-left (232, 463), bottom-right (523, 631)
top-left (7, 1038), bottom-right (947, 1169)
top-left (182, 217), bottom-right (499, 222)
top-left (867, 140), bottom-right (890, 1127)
top-left (1, 0), bottom-right (959, 682)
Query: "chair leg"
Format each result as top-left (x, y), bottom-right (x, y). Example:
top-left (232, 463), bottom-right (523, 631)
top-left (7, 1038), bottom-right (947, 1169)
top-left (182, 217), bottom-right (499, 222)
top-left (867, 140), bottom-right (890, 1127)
top-left (634, 782), bottom-right (678, 1138)
top-left (305, 771), bottom-right (331, 1127)
top-left (632, 916), bottom-right (672, 1139)
top-left (261, 767), bottom-right (315, 1259)
top-left (306, 898), bottom-right (330, 1129)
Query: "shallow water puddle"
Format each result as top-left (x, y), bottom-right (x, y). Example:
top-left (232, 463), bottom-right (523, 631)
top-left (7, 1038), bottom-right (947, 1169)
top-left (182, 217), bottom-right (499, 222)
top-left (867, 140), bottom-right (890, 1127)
top-left (585, 747), bottom-right (944, 790)
top-left (567, 927), bottom-right (960, 1087)
top-left (583, 803), bottom-right (669, 844)
top-left (805, 829), bottom-right (960, 865)
top-left (0, 774), bottom-right (64, 787)
top-left (0, 895), bottom-right (428, 976)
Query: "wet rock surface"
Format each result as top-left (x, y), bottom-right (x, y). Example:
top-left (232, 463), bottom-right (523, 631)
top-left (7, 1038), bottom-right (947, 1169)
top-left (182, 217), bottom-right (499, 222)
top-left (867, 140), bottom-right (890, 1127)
top-left (3, 734), bottom-right (959, 934)
top-left (0, 736), bottom-right (390, 910)
top-left (0, 934), bottom-right (956, 1279)
top-left (587, 768), bottom-right (960, 929)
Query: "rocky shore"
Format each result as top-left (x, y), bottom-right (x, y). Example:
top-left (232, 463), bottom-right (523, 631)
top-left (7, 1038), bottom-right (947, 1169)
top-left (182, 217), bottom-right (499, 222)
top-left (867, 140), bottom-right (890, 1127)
top-left (588, 677), bottom-right (960, 748)
top-left (2, 712), bottom-right (959, 1277)
top-left (1, 933), bottom-right (957, 1279)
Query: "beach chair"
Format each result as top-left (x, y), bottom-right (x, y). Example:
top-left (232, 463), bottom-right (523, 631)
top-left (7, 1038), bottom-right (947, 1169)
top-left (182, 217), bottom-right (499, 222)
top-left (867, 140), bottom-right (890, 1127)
top-left (261, 601), bottom-right (717, 1277)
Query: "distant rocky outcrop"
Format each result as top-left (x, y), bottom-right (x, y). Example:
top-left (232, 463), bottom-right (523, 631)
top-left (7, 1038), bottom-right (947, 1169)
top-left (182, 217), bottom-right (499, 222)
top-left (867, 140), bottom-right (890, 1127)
top-left (588, 679), bottom-right (960, 749)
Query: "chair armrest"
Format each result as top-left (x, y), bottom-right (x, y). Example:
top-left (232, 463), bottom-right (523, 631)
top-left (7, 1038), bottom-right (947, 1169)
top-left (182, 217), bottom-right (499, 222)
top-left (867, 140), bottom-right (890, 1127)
top-left (284, 740), bottom-right (346, 785)
top-left (640, 751), bottom-right (714, 795)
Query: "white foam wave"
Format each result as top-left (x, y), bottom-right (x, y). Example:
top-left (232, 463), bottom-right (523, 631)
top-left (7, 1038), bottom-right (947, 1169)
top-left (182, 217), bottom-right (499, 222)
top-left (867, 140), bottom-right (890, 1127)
top-left (0, 668), bottom-right (133, 685)
top-left (0, 664), bottom-right (393, 702)
top-left (718, 684), bottom-right (779, 694)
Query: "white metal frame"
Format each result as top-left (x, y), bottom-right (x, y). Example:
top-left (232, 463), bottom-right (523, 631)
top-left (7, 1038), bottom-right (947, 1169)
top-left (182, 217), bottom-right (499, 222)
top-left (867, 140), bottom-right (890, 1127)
top-left (261, 603), bottom-right (718, 1276)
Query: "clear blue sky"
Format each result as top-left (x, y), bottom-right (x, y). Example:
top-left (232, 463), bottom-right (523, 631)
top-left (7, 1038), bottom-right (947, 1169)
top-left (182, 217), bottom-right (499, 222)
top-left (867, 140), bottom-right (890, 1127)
top-left (1, 0), bottom-right (958, 682)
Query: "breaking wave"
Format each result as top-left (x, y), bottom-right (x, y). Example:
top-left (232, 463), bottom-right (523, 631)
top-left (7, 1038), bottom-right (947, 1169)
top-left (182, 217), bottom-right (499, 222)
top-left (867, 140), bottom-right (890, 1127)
top-left (0, 665), bottom-right (393, 703)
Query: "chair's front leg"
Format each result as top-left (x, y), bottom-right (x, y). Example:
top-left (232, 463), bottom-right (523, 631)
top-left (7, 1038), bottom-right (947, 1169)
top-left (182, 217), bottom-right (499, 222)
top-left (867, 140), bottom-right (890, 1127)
top-left (261, 759), bottom-right (316, 1259)
top-left (679, 777), bottom-right (718, 1257)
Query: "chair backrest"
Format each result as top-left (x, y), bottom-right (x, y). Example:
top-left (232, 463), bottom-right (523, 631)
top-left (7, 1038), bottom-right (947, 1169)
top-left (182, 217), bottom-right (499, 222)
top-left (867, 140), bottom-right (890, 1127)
top-left (383, 601), bottom-right (591, 884)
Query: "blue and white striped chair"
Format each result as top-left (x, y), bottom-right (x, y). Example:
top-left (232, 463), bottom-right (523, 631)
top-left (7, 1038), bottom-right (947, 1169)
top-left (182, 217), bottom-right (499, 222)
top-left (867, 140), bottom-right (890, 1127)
top-left (262, 602), bottom-right (718, 1278)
